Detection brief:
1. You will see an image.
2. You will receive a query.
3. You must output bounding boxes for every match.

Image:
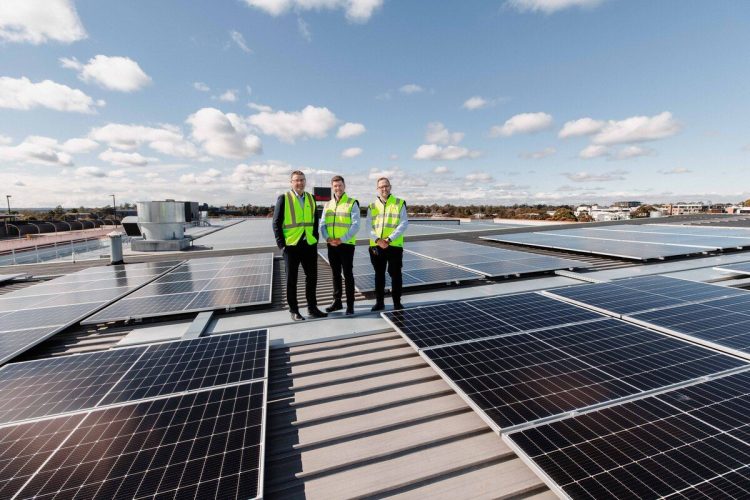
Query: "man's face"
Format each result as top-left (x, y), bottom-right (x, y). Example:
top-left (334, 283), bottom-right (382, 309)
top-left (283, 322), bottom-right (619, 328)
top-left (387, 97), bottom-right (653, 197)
top-left (290, 174), bottom-right (306, 194)
top-left (332, 180), bottom-right (345, 198)
top-left (377, 180), bottom-right (391, 199)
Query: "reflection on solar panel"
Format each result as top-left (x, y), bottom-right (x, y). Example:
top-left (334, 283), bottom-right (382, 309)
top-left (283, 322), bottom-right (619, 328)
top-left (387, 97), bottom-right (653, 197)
top-left (0, 329), bottom-right (268, 424)
top-left (507, 370), bottom-right (750, 499)
top-left (12, 381), bottom-right (266, 500)
top-left (406, 239), bottom-right (590, 277)
top-left (715, 261), bottom-right (750, 275)
top-left (546, 275), bottom-right (746, 317)
top-left (628, 296), bottom-right (750, 359)
top-left (83, 254), bottom-right (273, 323)
top-left (383, 292), bottom-right (603, 349)
top-left (319, 246), bottom-right (483, 293)
top-left (482, 232), bottom-right (708, 260)
top-left (0, 273), bottom-right (26, 284)
top-left (0, 261), bottom-right (180, 366)
top-left (422, 319), bottom-right (745, 431)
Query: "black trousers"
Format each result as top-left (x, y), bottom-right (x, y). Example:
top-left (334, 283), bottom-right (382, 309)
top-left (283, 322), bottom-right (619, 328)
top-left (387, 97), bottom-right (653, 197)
top-left (327, 243), bottom-right (355, 307)
top-left (369, 245), bottom-right (403, 305)
top-left (283, 241), bottom-right (318, 312)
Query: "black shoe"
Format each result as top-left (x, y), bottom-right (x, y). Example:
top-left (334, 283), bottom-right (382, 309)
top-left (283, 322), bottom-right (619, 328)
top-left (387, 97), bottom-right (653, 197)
top-left (308, 307), bottom-right (328, 318)
top-left (325, 302), bottom-right (343, 313)
top-left (290, 311), bottom-right (305, 321)
top-left (393, 302), bottom-right (404, 311)
top-left (345, 306), bottom-right (355, 315)
top-left (371, 303), bottom-right (385, 312)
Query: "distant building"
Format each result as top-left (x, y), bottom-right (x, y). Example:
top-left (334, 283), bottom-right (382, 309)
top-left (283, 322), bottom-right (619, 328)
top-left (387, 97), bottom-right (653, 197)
top-left (666, 203), bottom-right (706, 215)
top-left (727, 205), bottom-right (750, 214)
top-left (612, 201), bottom-right (642, 209)
top-left (574, 204), bottom-right (631, 222)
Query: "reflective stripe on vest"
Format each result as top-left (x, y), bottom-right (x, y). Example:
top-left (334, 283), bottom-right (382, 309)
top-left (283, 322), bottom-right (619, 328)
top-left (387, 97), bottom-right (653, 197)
top-left (324, 193), bottom-right (357, 245)
top-left (283, 191), bottom-right (317, 245)
top-left (369, 195), bottom-right (405, 247)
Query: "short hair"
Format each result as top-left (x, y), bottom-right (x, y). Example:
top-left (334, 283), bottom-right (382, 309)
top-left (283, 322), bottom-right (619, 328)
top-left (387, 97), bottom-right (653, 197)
top-left (290, 170), bottom-right (305, 179)
top-left (331, 175), bottom-right (345, 184)
top-left (376, 177), bottom-right (390, 187)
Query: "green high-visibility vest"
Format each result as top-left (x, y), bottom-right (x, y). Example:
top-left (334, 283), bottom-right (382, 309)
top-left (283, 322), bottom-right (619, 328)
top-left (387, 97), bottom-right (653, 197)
top-left (369, 195), bottom-right (405, 247)
top-left (324, 193), bottom-right (357, 245)
top-left (282, 191), bottom-right (317, 245)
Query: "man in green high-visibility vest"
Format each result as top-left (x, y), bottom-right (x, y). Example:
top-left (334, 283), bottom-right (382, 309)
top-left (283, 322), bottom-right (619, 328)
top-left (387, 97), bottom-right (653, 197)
top-left (319, 175), bottom-right (360, 315)
top-left (272, 170), bottom-right (328, 321)
top-left (367, 176), bottom-right (409, 312)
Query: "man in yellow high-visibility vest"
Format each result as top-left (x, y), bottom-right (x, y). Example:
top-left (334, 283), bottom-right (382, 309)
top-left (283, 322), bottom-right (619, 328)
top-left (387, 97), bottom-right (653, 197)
top-left (272, 170), bottom-right (328, 321)
top-left (319, 175), bottom-right (360, 315)
top-left (367, 176), bottom-right (409, 312)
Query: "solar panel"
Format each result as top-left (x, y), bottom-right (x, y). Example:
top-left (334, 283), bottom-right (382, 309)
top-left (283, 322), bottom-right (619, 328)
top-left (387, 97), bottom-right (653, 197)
top-left (83, 254), bottom-right (274, 323)
top-left (318, 246), bottom-right (482, 293)
top-left (383, 292), bottom-right (604, 349)
top-left (482, 232), bottom-right (711, 260)
top-left (0, 330), bottom-right (268, 425)
top-left (10, 381), bottom-right (266, 500)
top-left (546, 275), bottom-right (746, 317)
top-left (506, 370), bottom-right (750, 499)
top-left (715, 261), bottom-right (750, 275)
top-left (406, 239), bottom-right (590, 277)
top-left (422, 319), bottom-right (746, 431)
top-left (0, 273), bottom-right (26, 284)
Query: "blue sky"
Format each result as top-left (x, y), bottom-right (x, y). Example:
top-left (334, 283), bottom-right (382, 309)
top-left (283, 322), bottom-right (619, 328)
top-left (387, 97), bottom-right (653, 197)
top-left (1, 0), bottom-right (749, 207)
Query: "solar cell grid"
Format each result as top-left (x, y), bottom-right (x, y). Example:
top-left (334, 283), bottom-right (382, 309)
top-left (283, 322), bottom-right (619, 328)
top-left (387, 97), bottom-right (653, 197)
top-left (507, 371), bottom-right (750, 500)
top-left (0, 347), bottom-right (148, 425)
top-left (15, 381), bottom-right (266, 500)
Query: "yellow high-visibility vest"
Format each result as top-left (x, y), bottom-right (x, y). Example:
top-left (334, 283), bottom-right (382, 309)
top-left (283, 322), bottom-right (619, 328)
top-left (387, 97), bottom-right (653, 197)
top-left (324, 193), bottom-right (357, 245)
top-left (282, 191), bottom-right (317, 245)
top-left (369, 195), bottom-right (405, 247)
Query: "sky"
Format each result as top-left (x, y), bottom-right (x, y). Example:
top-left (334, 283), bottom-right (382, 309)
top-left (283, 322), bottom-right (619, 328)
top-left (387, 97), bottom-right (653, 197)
top-left (1, 0), bottom-right (750, 208)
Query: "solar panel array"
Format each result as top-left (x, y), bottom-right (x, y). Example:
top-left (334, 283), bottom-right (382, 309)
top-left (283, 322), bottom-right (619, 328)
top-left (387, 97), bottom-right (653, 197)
top-left (545, 275), bottom-right (750, 359)
top-left (715, 260), bottom-right (750, 275)
top-left (83, 254), bottom-right (274, 323)
top-left (0, 329), bottom-right (269, 499)
top-left (318, 246), bottom-right (483, 293)
top-left (507, 369), bottom-right (750, 499)
top-left (483, 224), bottom-right (750, 260)
top-left (405, 239), bottom-right (590, 277)
top-left (383, 293), bottom-right (746, 432)
top-left (0, 261), bottom-right (181, 366)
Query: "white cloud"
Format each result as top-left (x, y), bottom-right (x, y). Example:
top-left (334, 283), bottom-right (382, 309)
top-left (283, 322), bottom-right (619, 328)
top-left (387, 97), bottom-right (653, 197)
top-left (229, 30), bottom-right (252, 53)
top-left (242, 0), bottom-right (383, 22)
top-left (218, 89), bottom-right (238, 102)
top-left (75, 166), bottom-right (108, 178)
top-left (0, 136), bottom-right (74, 166)
top-left (425, 122), bottom-right (464, 145)
top-left (659, 167), bottom-right (692, 175)
top-left (187, 107), bottom-right (262, 159)
top-left (592, 111), bottom-right (681, 145)
top-left (520, 146), bottom-right (556, 159)
top-left (99, 148), bottom-right (154, 167)
top-left (0, 0), bottom-right (86, 44)
top-left (61, 138), bottom-right (99, 154)
top-left (230, 161), bottom-right (293, 190)
top-left (563, 170), bottom-right (627, 182)
top-left (490, 112), bottom-right (553, 137)
top-left (464, 172), bottom-right (494, 185)
top-left (341, 147), bottom-right (362, 158)
top-left (60, 55), bottom-right (152, 92)
top-left (336, 122), bottom-right (366, 139)
top-left (462, 96), bottom-right (487, 110)
top-left (180, 168), bottom-right (223, 185)
top-left (297, 17), bottom-right (312, 41)
top-left (558, 117), bottom-right (605, 138)
top-left (388, 154), bottom-right (398, 161)
top-left (89, 123), bottom-right (198, 158)
top-left (615, 145), bottom-right (654, 160)
top-left (0, 134), bottom-right (12, 145)
top-left (399, 84), bottom-right (424, 94)
top-left (194, 82), bottom-right (210, 92)
top-left (433, 166), bottom-right (451, 174)
top-left (507, 0), bottom-right (604, 14)
top-left (579, 144), bottom-right (609, 159)
top-left (0, 76), bottom-right (102, 113)
top-left (248, 105), bottom-right (337, 143)
top-left (248, 102), bottom-right (273, 113)
top-left (413, 144), bottom-right (481, 161)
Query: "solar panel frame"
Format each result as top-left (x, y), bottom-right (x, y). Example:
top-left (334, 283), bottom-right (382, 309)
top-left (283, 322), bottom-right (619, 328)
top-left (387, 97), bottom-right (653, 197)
top-left (0, 273), bottom-right (27, 284)
top-left (503, 369), bottom-right (750, 500)
top-left (714, 261), bottom-right (750, 275)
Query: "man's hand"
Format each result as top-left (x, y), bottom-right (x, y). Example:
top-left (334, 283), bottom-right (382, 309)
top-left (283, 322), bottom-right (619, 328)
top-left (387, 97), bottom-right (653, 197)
top-left (377, 239), bottom-right (389, 249)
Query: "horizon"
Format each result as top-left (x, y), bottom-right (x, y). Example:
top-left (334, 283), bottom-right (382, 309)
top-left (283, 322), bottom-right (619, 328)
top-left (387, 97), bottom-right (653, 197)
top-left (2, 0), bottom-right (750, 208)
